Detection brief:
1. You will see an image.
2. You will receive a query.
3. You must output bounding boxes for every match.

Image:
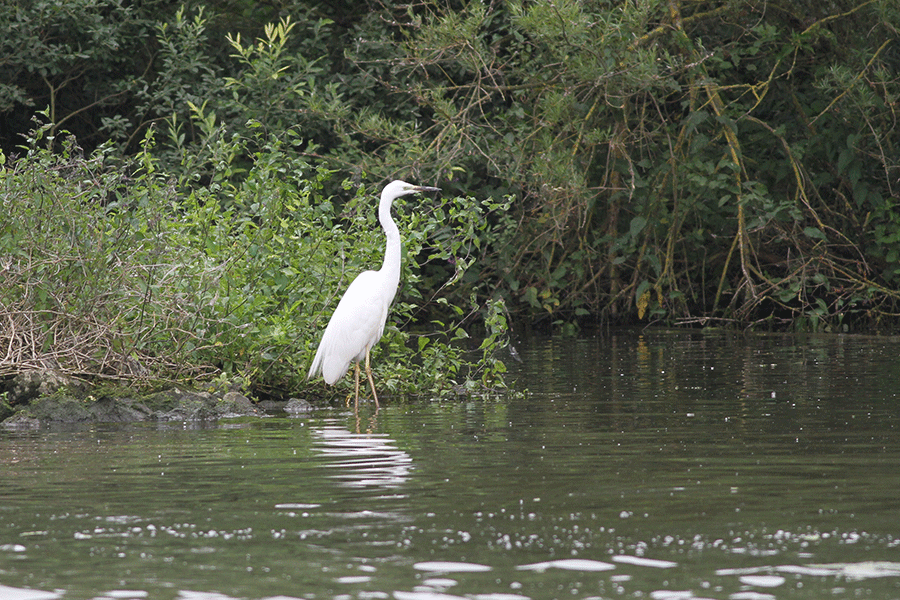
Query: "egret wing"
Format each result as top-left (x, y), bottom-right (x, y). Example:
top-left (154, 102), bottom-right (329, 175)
top-left (308, 270), bottom-right (391, 384)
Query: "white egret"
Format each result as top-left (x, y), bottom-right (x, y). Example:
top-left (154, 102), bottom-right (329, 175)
top-left (307, 180), bottom-right (440, 408)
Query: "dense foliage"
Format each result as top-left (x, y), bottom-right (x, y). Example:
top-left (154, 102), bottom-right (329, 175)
top-left (0, 120), bottom-right (510, 396)
top-left (2, 0), bottom-right (900, 391)
top-left (371, 0), bottom-right (900, 332)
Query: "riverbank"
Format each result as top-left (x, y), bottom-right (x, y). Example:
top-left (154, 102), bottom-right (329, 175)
top-left (0, 369), bottom-right (313, 427)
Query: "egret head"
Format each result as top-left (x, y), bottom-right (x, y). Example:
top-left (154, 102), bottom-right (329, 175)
top-left (382, 180), bottom-right (441, 202)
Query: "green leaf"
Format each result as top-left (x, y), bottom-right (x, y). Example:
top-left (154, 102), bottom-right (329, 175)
top-left (629, 216), bottom-right (647, 238)
top-left (803, 227), bottom-right (826, 241)
top-left (635, 279), bottom-right (651, 301)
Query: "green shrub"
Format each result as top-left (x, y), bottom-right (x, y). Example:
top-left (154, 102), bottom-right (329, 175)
top-left (4, 1), bottom-right (899, 334)
top-left (0, 119), bottom-right (510, 397)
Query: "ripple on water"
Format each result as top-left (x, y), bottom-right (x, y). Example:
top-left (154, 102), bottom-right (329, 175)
top-left (719, 561), bottom-right (900, 581)
top-left (413, 561), bottom-right (493, 573)
top-left (737, 574), bottom-right (786, 587)
top-left (611, 555), bottom-right (678, 569)
top-left (394, 592), bottom-right (468, 600)
top-left (516, 558), bottom-right (616, 572)
top-left (0, 583), bottom-right (62, 600)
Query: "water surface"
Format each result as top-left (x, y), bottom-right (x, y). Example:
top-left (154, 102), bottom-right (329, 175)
top-left (1, 330), bottom-right (899, 599)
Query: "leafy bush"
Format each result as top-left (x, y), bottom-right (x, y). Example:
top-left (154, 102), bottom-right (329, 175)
top-left (0, 117), bottom-right (510, 396)
top-left (3, 0), bottom-right (900, 335)
top-left (328, 0), bottom-right (900, 331)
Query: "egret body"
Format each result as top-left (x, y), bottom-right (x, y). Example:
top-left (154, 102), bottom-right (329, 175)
top-left (307, 180), bottom-right (440, 408)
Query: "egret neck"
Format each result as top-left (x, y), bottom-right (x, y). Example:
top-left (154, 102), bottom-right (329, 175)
top-left (378, 185), bottom-right (402, 302)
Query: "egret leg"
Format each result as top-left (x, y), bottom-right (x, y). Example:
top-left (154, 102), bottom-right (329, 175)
top-left (353, 361), bottom-right (361, 411)
top-left (364, 349), bottom-right (380, 408)
top-left (343, 362), bottom-right (359, 409)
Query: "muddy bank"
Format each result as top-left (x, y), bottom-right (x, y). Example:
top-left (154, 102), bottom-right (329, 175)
top-left (0, 369), bottom-right (312, 427)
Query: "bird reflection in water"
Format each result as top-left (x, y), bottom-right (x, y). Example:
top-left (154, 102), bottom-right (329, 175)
top-left (311, 424), bottom-right (413, 490)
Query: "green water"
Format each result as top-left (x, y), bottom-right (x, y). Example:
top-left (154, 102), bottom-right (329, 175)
top-left (1, 330), bottom-right (899, 600)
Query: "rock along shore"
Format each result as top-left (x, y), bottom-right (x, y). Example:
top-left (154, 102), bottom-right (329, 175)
top-left (0, 369), bottom-right (307, 427)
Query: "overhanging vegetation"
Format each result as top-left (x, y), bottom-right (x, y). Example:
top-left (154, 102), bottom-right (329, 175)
top-left (2, 0), bottom-right (899, 392)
